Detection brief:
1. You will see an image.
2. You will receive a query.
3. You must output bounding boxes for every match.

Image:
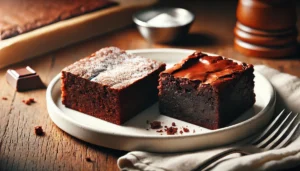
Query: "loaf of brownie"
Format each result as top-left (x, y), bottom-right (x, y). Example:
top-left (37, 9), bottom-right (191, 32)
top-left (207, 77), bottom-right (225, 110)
top-left (0, 0), bottom-right (116, 40)
top-left (158, 52), bottom-right (255, 129)
top-left (61, 47), bottom-right (166, 125)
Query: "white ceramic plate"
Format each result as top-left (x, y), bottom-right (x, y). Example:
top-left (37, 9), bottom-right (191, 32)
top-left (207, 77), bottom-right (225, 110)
top-left (46, 48), bottom-right (275, 152)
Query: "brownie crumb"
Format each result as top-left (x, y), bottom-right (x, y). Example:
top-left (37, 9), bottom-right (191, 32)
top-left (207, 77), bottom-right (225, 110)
top-left (23, 98), bottom-right (35, 105)
top-left (166, 127), bottom-right (178, 135)
top-left (2, 97), bottom-right (8, 100)
top-left (150, 121), bottom-right (162, 129)
top-left (180, 130), bottom-right (183, 134)
top-left (172, 122), bottom-right (176, 126)
top-left (34, 126), bottom-right (44, 136)
top-left (146, 128), bottom-right (149, 131)
top-left (164, 126), bottom-right (167, 128)
top-left (183, 127), bottom-right (190, 133)
top-left (86, 157), bottom-right (92, 162)
top-left (156, 130), bottom-right (163, 133)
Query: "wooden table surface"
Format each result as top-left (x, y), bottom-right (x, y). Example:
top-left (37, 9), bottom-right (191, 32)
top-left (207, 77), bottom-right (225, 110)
top-left (1, 0), bottom-right (299, 170)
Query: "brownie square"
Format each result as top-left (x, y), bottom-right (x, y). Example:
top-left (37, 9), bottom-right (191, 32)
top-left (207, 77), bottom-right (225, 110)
top-left (158, 52), bottom-right (255, 129)
top-left (61, 47), bottom-right (166, 125)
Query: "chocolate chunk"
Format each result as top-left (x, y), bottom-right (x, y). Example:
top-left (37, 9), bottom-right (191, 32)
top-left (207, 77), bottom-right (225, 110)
top-left (85, 157), bottom-right (92, 162)
top-left (6, 66), bottom-right (45, 91)
top-left (34, 126), bottom-right (44, 136)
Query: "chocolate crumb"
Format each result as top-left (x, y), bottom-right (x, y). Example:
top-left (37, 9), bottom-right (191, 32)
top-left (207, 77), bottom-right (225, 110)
top-left (23, 98), bottom-right (35, 105)
top-left (166, 127), bottom-right (178, 135)
top-left (150, 121), bottom-right (162, 129)
top-left (146, 128), bottom-right (149, 130)
top-left (172, 122), bottom-right (176, 126)
top-left (183, 127), bottom-right (190, 133)
top-left (25, 100), bottom-right (31, 105)
top-left (180, 130), bottom-right (183, 134)
top-left (164, 126), bottom-right (167, 128)
top-left (156, 129), bottom-right (163, 133)
top-left (34, 126), bottom-right (44, 136)
top-left (2, 97), bottom-right (8, 100)
top-left (86, 157), bottom-right (92, 162)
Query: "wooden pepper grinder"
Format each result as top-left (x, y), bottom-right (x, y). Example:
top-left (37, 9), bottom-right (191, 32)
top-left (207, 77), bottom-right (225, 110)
top-left (234, 0), bottom-right (298, 58)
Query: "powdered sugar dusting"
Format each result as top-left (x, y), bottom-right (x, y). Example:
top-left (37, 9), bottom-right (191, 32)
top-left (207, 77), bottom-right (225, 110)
top-left (63, 47), bottom-right (164, 89)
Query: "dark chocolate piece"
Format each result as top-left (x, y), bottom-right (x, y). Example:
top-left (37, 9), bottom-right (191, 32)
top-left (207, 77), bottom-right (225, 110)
top-left (34, 126), bottom-right (44, 136)
top-left (85, 157), bottom-right (92, 162)
top-left (6, 66), bottom-right (45, 92)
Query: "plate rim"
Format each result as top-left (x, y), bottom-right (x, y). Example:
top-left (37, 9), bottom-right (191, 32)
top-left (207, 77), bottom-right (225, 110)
top-left (46, 48), bottom-right (276, 140)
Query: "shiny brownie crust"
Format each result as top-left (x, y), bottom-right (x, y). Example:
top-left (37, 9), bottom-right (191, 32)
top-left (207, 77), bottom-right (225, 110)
top-left (158, 52), bottom-right (255, 129)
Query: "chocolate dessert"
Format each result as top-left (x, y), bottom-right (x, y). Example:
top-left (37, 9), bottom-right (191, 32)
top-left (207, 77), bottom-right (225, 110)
top-left (61, 47), bottom-right (166, 125)
top-left (158, 52), bottom-right (255, 129)
top-left (6, 66), bottom-right (45, 92)
top-left (0, 0), bottom-right (116, 40)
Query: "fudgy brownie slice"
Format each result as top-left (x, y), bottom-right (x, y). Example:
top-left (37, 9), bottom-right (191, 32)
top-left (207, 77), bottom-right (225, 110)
top-left (61, 47), bottom-right (166, 125)
top-left (158, 52), bottom-right (255, 129)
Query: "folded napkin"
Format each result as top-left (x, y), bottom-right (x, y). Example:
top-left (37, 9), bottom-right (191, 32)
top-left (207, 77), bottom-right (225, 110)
top-left (118, 65), bottom-right (300, 171)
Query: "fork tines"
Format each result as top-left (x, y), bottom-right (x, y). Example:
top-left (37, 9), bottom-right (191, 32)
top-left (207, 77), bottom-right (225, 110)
top-left (251, 110), bottom-right (299, 149)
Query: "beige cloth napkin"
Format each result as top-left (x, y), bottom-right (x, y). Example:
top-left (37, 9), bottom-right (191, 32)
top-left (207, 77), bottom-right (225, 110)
top-left (117, 65), bottom-right (300, 171)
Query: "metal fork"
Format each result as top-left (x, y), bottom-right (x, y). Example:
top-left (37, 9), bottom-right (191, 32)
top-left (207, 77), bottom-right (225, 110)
top-left (197, 109), bottom-right (300, 170)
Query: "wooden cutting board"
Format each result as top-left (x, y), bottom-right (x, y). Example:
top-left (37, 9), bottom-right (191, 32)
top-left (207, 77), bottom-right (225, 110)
top-left (0, 0), bottom-right (157, 69)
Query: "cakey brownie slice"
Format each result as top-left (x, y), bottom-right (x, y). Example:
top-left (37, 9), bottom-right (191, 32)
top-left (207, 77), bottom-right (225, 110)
top-left (158, 51), bottom-right (255, 129)
top-left (61, 47), bottom-right (166, 125)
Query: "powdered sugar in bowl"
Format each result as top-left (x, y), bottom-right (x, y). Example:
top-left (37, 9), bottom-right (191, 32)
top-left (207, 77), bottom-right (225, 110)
top-left (133, 8), bottom-right (194, 43)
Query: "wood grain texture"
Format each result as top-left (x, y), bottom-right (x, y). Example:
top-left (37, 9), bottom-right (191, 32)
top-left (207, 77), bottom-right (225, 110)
top-left (0, 0), bottom-right (157, 69)
top-left (0, 0), bottom-right (300, 170)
